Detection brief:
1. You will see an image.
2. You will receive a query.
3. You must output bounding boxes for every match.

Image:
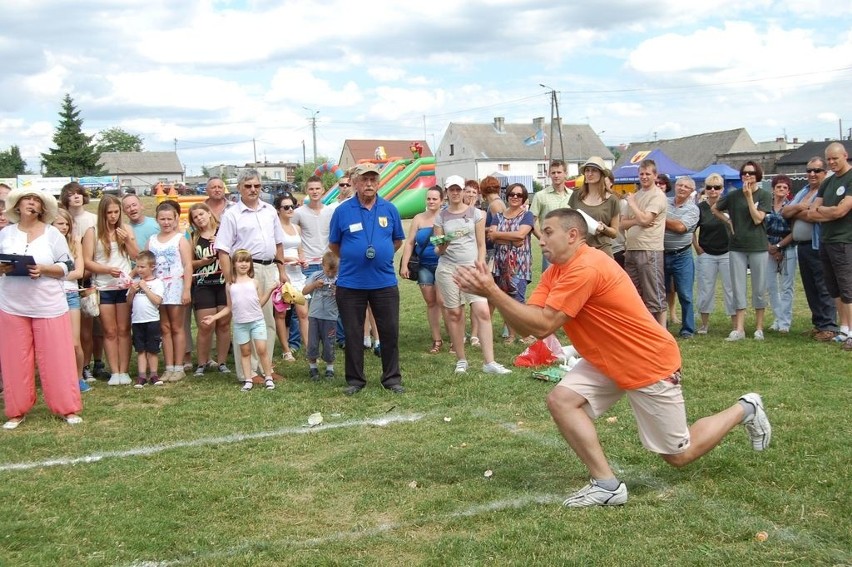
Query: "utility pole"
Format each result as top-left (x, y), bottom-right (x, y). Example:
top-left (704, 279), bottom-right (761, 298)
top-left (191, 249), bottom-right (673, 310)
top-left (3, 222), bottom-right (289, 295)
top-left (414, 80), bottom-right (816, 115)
top-left (174, 138), bottom-right (177, 152)
top-left (302, 140), bottom-right (306, 165)
top-left (303, 107), bottom-right (320, 165)
top-left (252, 138), bottom-right (257, 165)
top-left (539, 84), bottom-right (564, 163)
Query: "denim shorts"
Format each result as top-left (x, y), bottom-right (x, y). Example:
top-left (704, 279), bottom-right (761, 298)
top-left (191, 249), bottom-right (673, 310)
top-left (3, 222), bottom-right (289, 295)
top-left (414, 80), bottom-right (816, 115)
top-left (66, 290), bottom-right (81, 310)
top-left (233, 319), bottom-right (267, 345)
top-left (100, 289), bottom-right (128, 305)
top-left (418, 264), bottom-right (437, 286)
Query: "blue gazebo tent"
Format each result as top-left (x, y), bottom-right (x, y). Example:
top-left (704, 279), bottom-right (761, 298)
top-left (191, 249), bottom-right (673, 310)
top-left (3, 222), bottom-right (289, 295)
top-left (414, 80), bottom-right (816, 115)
top-left (612, 149), bottom-right (696, 182)
top-left (692, 163), bottom-right (742, 193)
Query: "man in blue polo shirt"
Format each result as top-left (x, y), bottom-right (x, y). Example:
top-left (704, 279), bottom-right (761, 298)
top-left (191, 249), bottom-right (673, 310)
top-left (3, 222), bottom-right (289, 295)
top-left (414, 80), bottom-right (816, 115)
top-left (329, 163), bottom-right (406, 395)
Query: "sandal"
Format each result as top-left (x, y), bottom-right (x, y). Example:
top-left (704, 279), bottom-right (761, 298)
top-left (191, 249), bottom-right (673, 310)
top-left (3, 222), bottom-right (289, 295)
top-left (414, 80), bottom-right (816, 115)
top-left (282, 351), bottom-right (296, 362)
top-left (470, 336), bottom-right (481, 348)
top-left (503, 336), bottom-right (516, 345)
top-left (429, 340), bottom-right (443, 354)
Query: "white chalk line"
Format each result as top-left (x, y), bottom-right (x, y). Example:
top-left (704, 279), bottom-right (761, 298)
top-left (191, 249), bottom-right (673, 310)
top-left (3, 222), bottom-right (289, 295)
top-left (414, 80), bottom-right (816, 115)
top-left (123, 492), bottom-right (564, 567)
top-left (0, 413), bottom-right (423, 473)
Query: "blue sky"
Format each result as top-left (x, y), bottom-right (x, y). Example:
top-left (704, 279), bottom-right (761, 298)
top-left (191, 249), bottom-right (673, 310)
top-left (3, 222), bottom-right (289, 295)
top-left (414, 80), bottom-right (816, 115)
top-left (1, 0), bottom-right (851, 175)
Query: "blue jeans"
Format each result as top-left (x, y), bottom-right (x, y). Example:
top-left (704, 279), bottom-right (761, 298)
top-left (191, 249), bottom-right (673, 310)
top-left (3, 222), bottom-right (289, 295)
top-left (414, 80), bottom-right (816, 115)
top-left (664, 248), bottom-right (695, 336)
top-left (766, 246), bottom-right (797, 331)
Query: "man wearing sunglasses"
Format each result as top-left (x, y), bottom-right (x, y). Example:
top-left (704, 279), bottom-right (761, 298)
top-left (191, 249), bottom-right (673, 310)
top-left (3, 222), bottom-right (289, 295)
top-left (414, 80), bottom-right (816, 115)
top-left (807, 142), bottom-right (852, 351)
top-left (782, 157), bottom-right (838, 341)
top-left (217, 169), bottom-right (289, 382)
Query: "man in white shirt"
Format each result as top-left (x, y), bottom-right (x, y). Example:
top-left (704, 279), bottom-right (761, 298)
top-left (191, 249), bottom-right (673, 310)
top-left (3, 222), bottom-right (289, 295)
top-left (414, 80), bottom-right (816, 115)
top-left (216, 169), bottom-right (289, 381)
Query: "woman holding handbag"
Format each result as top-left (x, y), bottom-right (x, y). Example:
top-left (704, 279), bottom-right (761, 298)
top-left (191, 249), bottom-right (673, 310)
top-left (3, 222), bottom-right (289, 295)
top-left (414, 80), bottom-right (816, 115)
top-left (400, 186), bottom-right (445, 353)
top-left (488, 182), bottom-right (535, 344)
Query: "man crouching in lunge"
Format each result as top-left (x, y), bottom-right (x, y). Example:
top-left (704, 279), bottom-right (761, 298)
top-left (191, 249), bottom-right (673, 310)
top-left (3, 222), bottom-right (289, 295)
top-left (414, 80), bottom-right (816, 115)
top-left (453, 208), bottom-right (771, 507)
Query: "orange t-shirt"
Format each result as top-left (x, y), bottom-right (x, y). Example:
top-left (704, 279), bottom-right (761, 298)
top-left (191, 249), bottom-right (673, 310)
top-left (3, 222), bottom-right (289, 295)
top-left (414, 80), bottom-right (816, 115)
top-left (529, 245), bottom-right (681, 389)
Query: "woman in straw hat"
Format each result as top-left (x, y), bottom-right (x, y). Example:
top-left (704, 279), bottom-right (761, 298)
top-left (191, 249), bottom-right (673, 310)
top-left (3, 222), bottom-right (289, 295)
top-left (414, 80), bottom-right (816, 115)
top-left (0, 188), bottom-right (83, 429)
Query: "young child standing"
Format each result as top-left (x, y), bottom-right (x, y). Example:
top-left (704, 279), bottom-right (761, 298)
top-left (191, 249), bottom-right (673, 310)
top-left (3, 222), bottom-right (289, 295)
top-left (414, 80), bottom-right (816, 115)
top-left (127, 251), bottom-right (165, 388)
top-left (203, 249), bottom-right (276, 391)
top-left (148, 200), bottom-right (192, 382)
top-left (301, 251), bottom-right (339, 381)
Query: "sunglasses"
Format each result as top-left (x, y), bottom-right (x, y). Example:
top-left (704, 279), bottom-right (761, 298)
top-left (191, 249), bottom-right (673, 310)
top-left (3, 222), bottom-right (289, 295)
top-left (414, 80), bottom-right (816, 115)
top-left (507, 192), bottom-right (525, 198)
top-left (705, 185), bottom-right (722, 190)
top-left (806, 168), bottom-right (825, 174)
top-left (339, 183), bottom-right (351, 187)
top-left (279, 205), bottom-right (295, 211)
top-left (243, 183), bottom-right (262, 189)
top-left (741, 171), bottom-right (756, 176)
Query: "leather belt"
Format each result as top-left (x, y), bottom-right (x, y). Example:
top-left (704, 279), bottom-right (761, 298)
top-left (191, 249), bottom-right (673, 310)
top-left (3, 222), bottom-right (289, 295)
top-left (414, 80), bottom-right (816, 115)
top-left (664, 244), bottom-right (691, 255)
top-left (253, 258), bottom-right (274, 265)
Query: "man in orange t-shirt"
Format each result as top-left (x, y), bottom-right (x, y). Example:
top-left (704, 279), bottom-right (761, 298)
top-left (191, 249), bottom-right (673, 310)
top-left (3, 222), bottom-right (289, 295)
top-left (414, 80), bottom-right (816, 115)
top-left (454, 208), bottom-right (772, 508)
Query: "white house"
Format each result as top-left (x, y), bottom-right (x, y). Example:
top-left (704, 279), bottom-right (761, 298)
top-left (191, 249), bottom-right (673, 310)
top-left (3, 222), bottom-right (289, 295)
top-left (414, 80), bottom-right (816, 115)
top-left (435, 117), bottom-right (614, 188)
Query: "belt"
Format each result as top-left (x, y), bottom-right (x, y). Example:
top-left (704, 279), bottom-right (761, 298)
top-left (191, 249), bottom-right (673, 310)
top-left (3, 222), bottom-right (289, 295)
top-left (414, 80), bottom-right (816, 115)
top-left (665, 244), bottom-right (691, 255)
top-left (253, 258), bottom-right (274, 265)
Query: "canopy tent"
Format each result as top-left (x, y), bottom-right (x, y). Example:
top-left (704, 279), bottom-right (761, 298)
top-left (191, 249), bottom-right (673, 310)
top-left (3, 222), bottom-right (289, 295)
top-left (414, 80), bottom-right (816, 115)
top-left (692, 163), bottom-right (742, 192)
top-left (612, 149), bottom-right (696, 182)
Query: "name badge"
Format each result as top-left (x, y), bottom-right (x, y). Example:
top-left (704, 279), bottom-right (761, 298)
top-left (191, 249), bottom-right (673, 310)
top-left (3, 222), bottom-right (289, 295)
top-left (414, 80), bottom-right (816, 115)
top-left (349, 222), bottom-right (363, 233)
top-left (838, 186), bottom-right (846, 197)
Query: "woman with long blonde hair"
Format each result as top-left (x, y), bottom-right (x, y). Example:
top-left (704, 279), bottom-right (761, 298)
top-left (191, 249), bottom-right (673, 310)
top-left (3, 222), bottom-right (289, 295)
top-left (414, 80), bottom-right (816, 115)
top-left (82, 194), bottom-right (139, 385)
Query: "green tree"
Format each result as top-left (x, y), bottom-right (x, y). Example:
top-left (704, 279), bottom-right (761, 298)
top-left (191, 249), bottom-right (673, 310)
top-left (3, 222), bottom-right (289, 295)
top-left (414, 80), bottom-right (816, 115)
top-left (0, 145), bottom-right (28, 177)
top-left (95, 127), bottom-right (144, 153)
top-left (41, 94), bottom-right (102, 176)
top-left (200, 165), bottom-right (211, 178)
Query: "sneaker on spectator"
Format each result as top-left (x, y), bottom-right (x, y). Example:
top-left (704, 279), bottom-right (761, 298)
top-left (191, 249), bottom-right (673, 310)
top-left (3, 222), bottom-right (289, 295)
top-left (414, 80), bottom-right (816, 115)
top-left (119, 373), bottom-right (132, 385)
top-left (754, 330), bottom-right (764, 341)
top-left (107, 374), bottom-right (122, 386)
top-left (454, 360), bottom-right (468, 374)
top-left (149, 375), bottom-right (163, 386)
top-left (482, 361), bottom-right (512, 375)
top-left (696, 325), bottom-right (709, 335)
top-left (217, 363), bottom-right (231, 373)
top-left (309, 368), bottom-right (320, 381)
top-left (82, 365), bottom-right (96, 383)
top-left (725, 330), bottom-right (746, 342)
top-left (832, 332), bottom-right (849, 343)
top-left (194, 365), bottom-right (205, 377)
top-left (562, 479), bottom-right (628, 508)
top-left (325, 369), bottom-right (335, 380)
top-left (739, 393), bottom-right (771, 451)
top-left (241, 381), bottom-right (253, 392)
top-left (79, 379), bottom-right (91, 393)
top-left (135, 377), bottom-right (146, 389)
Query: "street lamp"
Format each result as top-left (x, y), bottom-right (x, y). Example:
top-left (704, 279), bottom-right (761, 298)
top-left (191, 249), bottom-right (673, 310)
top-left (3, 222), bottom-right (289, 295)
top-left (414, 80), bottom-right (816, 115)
top-left (302, 107), bottom-right (320, 165)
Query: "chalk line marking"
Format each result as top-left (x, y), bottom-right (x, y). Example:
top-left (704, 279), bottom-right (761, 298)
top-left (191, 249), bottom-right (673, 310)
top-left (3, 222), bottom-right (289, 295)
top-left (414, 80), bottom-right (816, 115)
top-left (0, 413), bottom-right (423, 473)
top-left (123, 493), bottom-right (564, 567)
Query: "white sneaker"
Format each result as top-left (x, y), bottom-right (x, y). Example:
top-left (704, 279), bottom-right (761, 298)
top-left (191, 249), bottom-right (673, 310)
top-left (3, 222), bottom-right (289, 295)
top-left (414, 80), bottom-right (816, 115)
top-left (107, 374), bottom-right (122, 386)
top-left (753, 330), bottom-right (764, 340)
top-left (194, 366), bottom-right (206, 377)
top-left (740, 393), bottom-right (771, 451)
top-left (217, 363), bottom-right (231, 373)
top-left (241, 381), bottom-right (254, 392)
top-left (482, 361), bottom-right (511, 375)
top-left (454, 360), bottom-right (468, 374)
top-left (725, 330), bottom-right (745, 342)
top-left (563, 479), bottom-right (628, 507)
top-left (119, 373), bottom-right (132, 385)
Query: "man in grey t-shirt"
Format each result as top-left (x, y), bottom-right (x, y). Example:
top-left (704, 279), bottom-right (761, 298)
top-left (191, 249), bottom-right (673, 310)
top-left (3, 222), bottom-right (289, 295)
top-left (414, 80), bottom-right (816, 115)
top-left (663, 177), bottom-right (700, 338)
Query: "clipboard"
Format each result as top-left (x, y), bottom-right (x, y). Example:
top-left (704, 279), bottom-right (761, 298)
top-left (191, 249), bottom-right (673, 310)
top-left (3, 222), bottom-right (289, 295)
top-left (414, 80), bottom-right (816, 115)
top-left (0, 253), bottom-right (36, 276)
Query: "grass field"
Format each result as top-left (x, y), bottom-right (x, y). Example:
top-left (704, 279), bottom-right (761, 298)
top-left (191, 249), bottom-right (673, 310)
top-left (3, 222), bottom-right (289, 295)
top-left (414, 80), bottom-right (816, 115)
top-left (0, 196), bottom-right (850, 566)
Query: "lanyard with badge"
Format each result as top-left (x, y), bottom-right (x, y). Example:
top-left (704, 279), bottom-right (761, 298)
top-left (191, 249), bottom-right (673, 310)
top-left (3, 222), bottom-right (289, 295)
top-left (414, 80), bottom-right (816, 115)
top-left (360, 206), bottom-right (377, 259)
